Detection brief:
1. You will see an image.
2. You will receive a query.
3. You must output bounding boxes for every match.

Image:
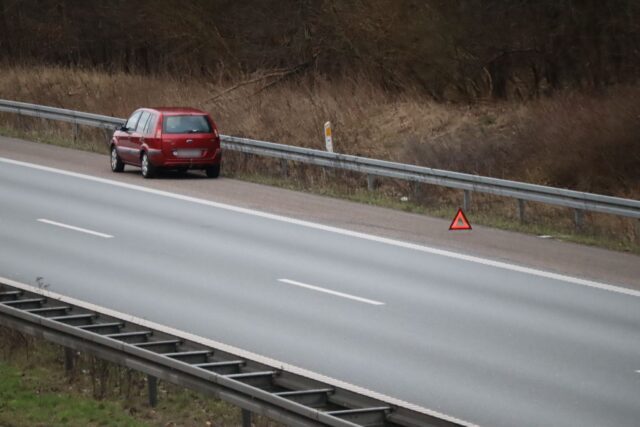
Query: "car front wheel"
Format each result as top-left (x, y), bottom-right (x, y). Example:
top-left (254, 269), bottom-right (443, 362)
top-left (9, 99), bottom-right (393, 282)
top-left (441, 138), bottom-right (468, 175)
top-left (141, 152), bottom-right (156, 178)
top-left (111, 146), bottom-right (124, 172)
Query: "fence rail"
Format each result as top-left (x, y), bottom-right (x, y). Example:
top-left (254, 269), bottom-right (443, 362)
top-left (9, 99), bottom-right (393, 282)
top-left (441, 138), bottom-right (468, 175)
top-left (0, 279), bottom-right (470, 427)
top-left (1, 99), bottom-right (639, 223)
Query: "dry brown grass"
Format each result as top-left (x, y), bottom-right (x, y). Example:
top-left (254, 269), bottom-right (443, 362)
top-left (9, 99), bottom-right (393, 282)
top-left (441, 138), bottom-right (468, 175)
top-left (0, 65), bottom-right (496, 158)
top-left (1, 65), bottom-right (638, 247)
top-left (513, 89), bottom-right (640, 197)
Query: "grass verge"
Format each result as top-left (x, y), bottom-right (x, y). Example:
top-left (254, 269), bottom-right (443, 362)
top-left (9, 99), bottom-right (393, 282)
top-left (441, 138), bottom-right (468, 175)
top-left (0, 362), bottom-right (145, 427)
top-left (0, 327), bottom-right (279, 427)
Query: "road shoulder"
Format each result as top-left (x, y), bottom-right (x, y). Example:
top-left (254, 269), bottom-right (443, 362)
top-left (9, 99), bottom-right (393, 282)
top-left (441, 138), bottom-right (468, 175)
top-left (2, 135), bottom-right (638, 290)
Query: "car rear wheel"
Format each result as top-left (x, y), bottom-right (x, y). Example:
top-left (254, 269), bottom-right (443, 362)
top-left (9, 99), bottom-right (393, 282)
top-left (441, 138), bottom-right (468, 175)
top-left (205, 164), bottom-right (220, 178)
top-left (141, 152), bottom-right (156, 178)
top-left (110, 146), bottom-right (124, 172)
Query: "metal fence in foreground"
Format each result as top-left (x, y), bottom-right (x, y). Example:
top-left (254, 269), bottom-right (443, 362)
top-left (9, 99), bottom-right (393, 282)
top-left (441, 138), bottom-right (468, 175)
top-left (0, 280), bottom-right (470, 427)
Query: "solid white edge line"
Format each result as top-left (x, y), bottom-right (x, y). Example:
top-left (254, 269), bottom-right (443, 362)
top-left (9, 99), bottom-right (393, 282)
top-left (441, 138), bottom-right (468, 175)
top-left (37, 218), bottom-right (113, 239)
top-left (278, 279), bottom-right (385, 306)
top-left (0, 275), bottom-right (479, 427)
top-left (1, 156), bottom-right (638, 299)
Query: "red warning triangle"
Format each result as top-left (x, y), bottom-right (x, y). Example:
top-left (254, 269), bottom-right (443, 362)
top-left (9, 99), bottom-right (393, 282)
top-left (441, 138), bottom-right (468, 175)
top-left (449, 208), bottom-right (472, 230)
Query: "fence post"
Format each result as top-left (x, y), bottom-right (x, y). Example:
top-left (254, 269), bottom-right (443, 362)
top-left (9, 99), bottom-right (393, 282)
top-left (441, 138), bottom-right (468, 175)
top-left (463, 190), bottom-right (472, 211)
top-left (241, 409), bottom-right (252, 427)
top-left (73, 123), bottom-right (79, 141)
top-left (103, 128), bottom-right (112, 145)
top-left (574, 209), bottom-right (585, 232)
top-left (280, 159), bottom-right (288, 178)
top-left (412, 181), bottom-right (422, 201)
top-left (241, 152), bottom-right (252, 175)
top-left (367, 174), bottom-right (376, 191)
top-left (147, 375), bottom-right (158, 407)
top-left (517, 199), bottom-right (526, 223)
top-left (64, 347), bottom-right (74, 374)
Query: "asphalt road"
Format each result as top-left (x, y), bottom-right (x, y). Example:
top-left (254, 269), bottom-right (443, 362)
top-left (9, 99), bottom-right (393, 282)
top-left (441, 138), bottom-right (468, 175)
top-left (3, 135), bottom-right (639, 290)
top-left (0, 156), bottom-right (639, 427)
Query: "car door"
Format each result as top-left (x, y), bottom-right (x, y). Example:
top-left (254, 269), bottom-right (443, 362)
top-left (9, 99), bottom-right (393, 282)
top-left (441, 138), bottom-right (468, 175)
top-left (130, 111), bottom-right (151, 165)
top-left (142, 112), bottom-right (159, 149)
top-left (119, 111), bottom-right (142, 163)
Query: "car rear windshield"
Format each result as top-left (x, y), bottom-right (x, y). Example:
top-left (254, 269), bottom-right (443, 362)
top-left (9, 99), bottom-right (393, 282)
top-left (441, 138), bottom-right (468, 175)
top-left (163, 115), bottom-right (212, 134)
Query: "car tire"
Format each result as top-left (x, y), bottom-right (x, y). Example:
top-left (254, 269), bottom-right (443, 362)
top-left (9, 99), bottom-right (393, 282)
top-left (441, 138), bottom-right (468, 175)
top-left (141, 152), bottom-right (156, 178)
top-left (110, 146), bottom-right (125, 172)
top-left (205, 164), bottom-right (220, 178)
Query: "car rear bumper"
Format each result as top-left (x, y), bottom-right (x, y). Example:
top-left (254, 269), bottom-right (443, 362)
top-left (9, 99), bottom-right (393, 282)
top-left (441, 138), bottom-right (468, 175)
top-left (148, 148), bottom-right (221, 168)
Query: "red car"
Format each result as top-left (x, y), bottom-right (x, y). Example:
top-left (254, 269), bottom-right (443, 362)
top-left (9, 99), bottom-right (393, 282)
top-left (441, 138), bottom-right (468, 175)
top-left (110, 107), bottom-right (221, 178)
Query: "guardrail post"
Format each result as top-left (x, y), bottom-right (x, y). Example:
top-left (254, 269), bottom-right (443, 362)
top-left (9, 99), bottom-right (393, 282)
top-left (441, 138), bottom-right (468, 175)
top-left (412, 182), bottom-right (422, 200)
top-left (103, 128), bottom-right (112, 145)
top-left (367, 174), bottom-right (376, 191)
top-left (280, 159), bottom-right (288, 178)
top-left (463, 190), bottom-right (471, 211)
top-left (574, 209), bottom-right (585, 232)
top-left (241, 409), bottom-right (252, 427)
top-left (73, 123), bottom-right (79, 141)
top-left (517, 199), bottom-right (526, 223)
top-left (64, 347), bottom-right (74, 374)
top-left (147, 375), bottom-right (158, 407)
top-left (243, 152), bottom-right (252, 166)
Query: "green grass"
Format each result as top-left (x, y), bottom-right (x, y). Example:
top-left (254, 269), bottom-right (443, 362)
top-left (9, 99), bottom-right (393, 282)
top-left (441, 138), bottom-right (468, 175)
top-left (0, 362), bottom-right (146, 427)
top-left (0, 329), bottom-right (279, 427)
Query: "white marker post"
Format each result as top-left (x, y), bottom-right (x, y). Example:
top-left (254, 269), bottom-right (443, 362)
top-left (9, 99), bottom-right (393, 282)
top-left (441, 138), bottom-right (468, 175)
top-left (324, 121), bottom-right (334, 153)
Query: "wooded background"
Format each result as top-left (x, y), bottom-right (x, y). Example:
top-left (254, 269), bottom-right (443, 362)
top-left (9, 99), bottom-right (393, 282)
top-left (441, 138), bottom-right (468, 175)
top-left (1, 0), bottom-right (638, 100)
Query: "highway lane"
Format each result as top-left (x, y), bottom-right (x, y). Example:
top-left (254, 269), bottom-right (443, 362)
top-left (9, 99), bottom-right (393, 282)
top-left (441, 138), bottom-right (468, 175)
top-left (0, 158), bottom-right (639, 427)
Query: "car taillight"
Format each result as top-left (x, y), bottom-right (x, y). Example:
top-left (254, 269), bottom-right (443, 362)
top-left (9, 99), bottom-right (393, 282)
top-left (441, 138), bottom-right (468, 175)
top-left (214, 128), bottom-right (219, 137)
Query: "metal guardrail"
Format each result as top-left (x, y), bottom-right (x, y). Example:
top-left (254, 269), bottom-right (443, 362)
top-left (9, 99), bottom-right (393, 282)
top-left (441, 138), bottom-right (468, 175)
top-left (1, 99), bottom-right (639, 222)
top-left (0, 280), bottom-right (470, 427)
top-left (0, 99), bottom-right (124, 128)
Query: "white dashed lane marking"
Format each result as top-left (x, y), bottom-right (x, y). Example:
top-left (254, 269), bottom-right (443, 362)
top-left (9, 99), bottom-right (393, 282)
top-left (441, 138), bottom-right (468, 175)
top-left (37, 218), bottom-right (114, 239)
top-left (278, 278), bottom-right (385, 306)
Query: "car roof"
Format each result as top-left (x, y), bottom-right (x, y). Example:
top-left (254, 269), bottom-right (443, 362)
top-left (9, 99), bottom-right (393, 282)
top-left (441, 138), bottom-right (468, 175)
top-left (144, 107), bottom-right (208, 115)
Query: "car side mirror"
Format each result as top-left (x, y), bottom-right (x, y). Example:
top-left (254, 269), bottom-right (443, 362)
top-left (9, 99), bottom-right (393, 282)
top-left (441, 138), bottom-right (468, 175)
top-left (119, 125), bottom-right (129, 132)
